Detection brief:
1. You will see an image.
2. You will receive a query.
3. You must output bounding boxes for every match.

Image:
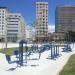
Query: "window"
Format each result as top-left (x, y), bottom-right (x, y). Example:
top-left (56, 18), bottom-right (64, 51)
top-left (19, 16), bottom-right (21, 18)
top-left (2, 16), bottom-right (4, 18)
top-left (43, 15), bottom-right (45, 17)
top-left (7, 24), bottom-right (18, 25)
top-left (2, 27), bottom-right (4, 30)
top-left (43, 19), bottom-right (45, 20)
top-left (15, 15), bottom-right (18, 17)
top-left (2, 25), bottom-right (4, 27)
top-left (2, 13), bottom-right (4, 15)
top-left (2, 19), bottom-right (4, 21)
top-left (40, 12), bottom-right (42, 14)
top-left (40, 4), bottom-right (42, 5)
top-left (7, 30), bottom-right (18, 32)
top-left (9, 21), bottom-right (18, 22)
top-left (2, 10), bottom-right (4, 12)
top-left (9, 15), bottom-right (13, 17)
top-left (2, 22), bottom-right (4, 24)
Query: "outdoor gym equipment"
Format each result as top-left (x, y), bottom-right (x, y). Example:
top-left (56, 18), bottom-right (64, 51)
top-left (31, 44), bottom-right (38, 52)
top-left (5, 55), bottom-right (11, 64)
top-left (31, 44), bottom-right (49, 59)
top-left (5, 41), bottom-right (60, 65)
top-left (62, 43), bottom-right (72, 52)
top-left (62, 33), bottom-right (72, 52)
top-left (43, 43), bottom-right (51, 50)
top-left (14, 50), bottom-right (19, 58)
top-left (50, 44), bottom-right (59, 59)
top-left (18, 40), bottom-right (28, 66)
top-left (31, 44), bottom-right (42, 59)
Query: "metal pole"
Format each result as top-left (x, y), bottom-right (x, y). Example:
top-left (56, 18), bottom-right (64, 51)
top-left (20, 42), bottom-right (23, 66)
top-left (25, 44), bottom-right (27, 64)
top-left (5, 20), bottom-right (7, 50)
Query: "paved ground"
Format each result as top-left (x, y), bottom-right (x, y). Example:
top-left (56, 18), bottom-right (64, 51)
top-left (0, 43), bottom-right (75, 75)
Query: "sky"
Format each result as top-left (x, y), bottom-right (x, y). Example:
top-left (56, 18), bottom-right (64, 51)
top-left (0, 0), bottom-right (75, 32)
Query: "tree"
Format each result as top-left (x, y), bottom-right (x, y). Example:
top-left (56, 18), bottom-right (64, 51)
top-left (33, 19), bottom-right (42, 27)
top-left (64, 31), bottom-right (75, 42)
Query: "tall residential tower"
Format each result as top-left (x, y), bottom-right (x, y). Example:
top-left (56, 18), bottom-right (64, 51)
top-left (36, 2), bottom-right (48, 43)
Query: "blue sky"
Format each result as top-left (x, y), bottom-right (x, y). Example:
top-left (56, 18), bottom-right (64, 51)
top-left (0, 0), bottom-right (75, 25)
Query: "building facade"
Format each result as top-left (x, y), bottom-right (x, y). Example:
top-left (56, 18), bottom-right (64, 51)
top-left (55, 6), bottom-right (75, 32)
top-left (36, 2), bottom-right (48, 43)
top-left (50, 32), bottom-right (65, 42)
top-left (0, 7), bottom-right (26, 42)
top-left (0, 7), bottom-right (8, 42)
top-left (26, 27), bottom-right (33, 43)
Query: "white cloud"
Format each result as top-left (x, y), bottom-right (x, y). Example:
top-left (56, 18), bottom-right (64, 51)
top-left (48, 25), bottom-right (55, 33)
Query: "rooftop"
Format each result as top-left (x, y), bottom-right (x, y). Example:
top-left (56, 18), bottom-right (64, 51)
top-left (56, 5), bottom-right (75, 8)
top-left (0, 7), bottom-right (7, 9)
top-left (36, 2), bottom-right (48, 4)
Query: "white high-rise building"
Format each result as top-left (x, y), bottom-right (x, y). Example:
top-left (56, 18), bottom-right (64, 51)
top-left (0, 7), bottom-right (26, 42)
top-left (7, 13), bottom-right (26, 42)
top-left (0, 7), bottom-right (8, 42)
top-left (36, 2), bottom-right (48, 42)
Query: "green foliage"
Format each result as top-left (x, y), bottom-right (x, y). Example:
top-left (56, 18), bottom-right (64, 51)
top-left (59, 54), bottom-right (75, 75)
top-left (64, 32), bottom-right (68, 40)
top-left (69, 31), bottom-right (75, 38)
top-left (0, 47), bottom-right (32, 56)
top-left (33, 19), bottom-right (42, 27)
top-left (64, 31), bottom-right (75, 41)
top-left (0, 48), bottom-right (17, 55)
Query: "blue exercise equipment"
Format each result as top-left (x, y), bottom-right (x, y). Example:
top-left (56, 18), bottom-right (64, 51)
top-left (14, 50), bottom-right (19, 58)
top-left (31, 44), bottom-right (37, 52)
top-left (18, 40), bottom-right (27, 66)
top-left (62, 44), bottom-right (72, 52)
top-left (5, 55), bottom-right (11, 64)
top-left (62, 33), bottom-right (72, 52)
top-left (50, 44), bottom-right (59, 59)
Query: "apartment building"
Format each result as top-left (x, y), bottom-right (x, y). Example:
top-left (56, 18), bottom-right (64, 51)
top-left (26, 27), bottom-right (33, 43)
top-left (7, 13), bottom-right (26, 42)
top-left (0, 7), bottom-right (8, 42)
top-left (0, 7), bottom-right (26, 42)
top-left (36, 2), bottom-right (48, 43)
top-left (55, 6), bottom-right (75, 32)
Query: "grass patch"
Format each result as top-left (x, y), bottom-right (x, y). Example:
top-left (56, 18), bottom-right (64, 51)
top-left (0, 48), bottom-right (18, 55)
top-left (59, 54), bottom-right (75, 75)
top-left (0, 47), bottom-right (32, 56)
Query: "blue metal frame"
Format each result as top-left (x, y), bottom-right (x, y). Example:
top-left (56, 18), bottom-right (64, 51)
top-left (19, 40), bottom-right (27, 66)
top-left (50, 44), bottom-right (59, 59)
